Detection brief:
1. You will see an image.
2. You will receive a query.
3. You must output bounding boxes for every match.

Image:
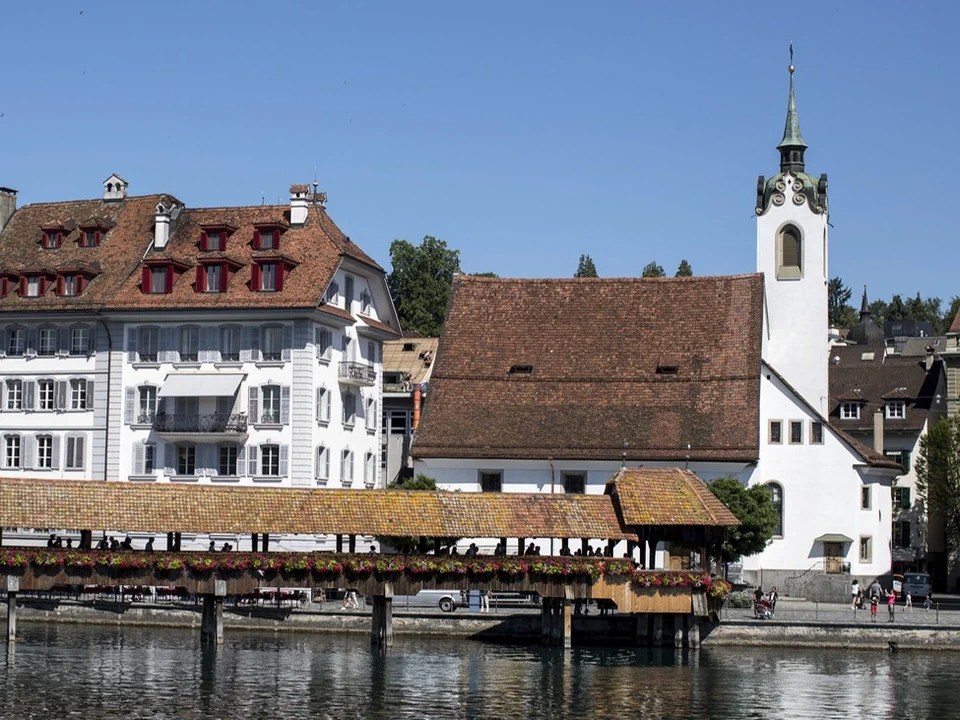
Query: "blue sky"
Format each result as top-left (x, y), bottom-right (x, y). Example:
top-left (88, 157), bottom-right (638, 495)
top-left (2, 2), bottom-right (958, 306)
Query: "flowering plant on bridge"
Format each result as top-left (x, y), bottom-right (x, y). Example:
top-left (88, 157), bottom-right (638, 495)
top-left (344, 558), bottom-right (376, 576)
top-left (528, 558), bottom-right (601, 580)
top-left (495, 559), bottom-right (528, 578)
top-left (707, 578), bottom-right (732, 599)
top-left (219, 555), bottom-right (251, 572)
top-left (153, 557), bottom-right (184, 572)
top-left (602, 559), bottom-right (638, 577)
top-left (633, 571), bottom-right (711, 590)
top-left (282, 556), bottom-right (312, 573)
top-left (249, 554), bottom-right (281, 572)
top-left (32, 551), bottom-right (63, 568)
top-left (374, 557), bottom-right (405, 576)
top-left (311, 558), bottom-right (343, 576)
top-left (95, 554), bottom-right (149, 571)
top-left (0, 550), bottom-right (29, 569)
top-left (186, 556), bottom-right (218, 573)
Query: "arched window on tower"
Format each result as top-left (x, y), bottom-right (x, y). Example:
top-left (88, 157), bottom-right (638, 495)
top-left (777, 224), bottom-right (802, 279)
top-left (768, 482), bottom-right (784, 537)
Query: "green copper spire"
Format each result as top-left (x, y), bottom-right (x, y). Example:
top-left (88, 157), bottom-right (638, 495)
top-left (777, 45), bottom-right (807, 174)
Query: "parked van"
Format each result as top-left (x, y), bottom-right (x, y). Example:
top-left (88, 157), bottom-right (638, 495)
top-left (902, 572), bottom-right (932, 600)
top-left (368, 589), bottom-right (465, 613)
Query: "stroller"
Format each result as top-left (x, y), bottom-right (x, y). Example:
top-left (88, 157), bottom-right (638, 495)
top-left (753, 596), bottom-right (773, 620)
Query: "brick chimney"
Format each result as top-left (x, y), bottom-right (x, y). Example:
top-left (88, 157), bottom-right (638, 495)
top-left (0, 187), bottom-right (16, 231)
top-left (290, 184), bottom-right (310, 226)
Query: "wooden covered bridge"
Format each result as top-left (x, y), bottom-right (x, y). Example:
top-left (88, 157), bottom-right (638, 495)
top-left (0, 468), bottom-right (737, 648)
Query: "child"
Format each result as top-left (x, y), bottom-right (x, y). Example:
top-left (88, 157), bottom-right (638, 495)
top-left (887, 589), bottom-right (896, 622)
top-left (870, 593), bottom-right (879, 622)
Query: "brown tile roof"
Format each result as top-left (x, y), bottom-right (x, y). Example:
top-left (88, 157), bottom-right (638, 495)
top-left (0, 194), bottom-right (173, 312)
top-left (109, 204), bottom-right (344, 311)
top-left (828, 346), bottom-right (944, 435)
top-left (951, 311), bottom-right (960, 335)
top-left (605, 468), bottom-right (739, 526)
top-left (413, 274), bottom-right (763, 462)
top-left (0, 477), bottom-right (632, 539)
top-left (359, 314), bottom-right (402, 338)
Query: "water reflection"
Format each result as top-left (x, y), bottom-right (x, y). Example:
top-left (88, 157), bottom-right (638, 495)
top-left (0, 625), bottom-right (955, 719)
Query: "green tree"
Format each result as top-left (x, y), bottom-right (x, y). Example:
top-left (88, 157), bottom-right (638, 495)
top-left (887, 294), bottom-right (906, 322)
top-left (675, 259), bottom-right (693, 277)
top-left (868, 299), bottom-right (888, 326)
top-left (828, 277), bottom-right (857, 329)
top-left (380, 474), bottom-right (460, 553)
top-left (470, 271), bottom-right (499, 278)
top-left (916, 417), bottom-right (960, 557)
top-left (641, 261), bottom-right (665, 278)
top-left (574, 254), bottom-right (598, 278)
top-left (387, 236), bottom-right (461, 337)
top-left (708, 477), bottom-right (777, 570)
top-left (942, 296), bottom-right (960, 334)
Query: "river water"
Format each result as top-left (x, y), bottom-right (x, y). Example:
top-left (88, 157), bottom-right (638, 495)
top-left (0, 624), bottom-right (952, 719)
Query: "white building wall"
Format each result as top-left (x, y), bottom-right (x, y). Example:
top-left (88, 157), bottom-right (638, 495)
top-left (757, 173), bottom-right (830, 413)
top-left (0, 318), bottom-right (101, 479)
top-left (746, 369), bottom-right (894, 577)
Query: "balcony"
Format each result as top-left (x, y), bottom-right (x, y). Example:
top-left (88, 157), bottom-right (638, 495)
top-left (338, 361), bottom-right (377, 387)
top-left (153, 413), bottom-right (248, 441)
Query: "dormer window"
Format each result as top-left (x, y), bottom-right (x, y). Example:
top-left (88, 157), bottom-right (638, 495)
top-left (60, 274), bottom-right (78, 297)
top-left (886, 400), bottom-right (906, 419)
top-left (251, 257), bottom-right (295, 293)
top-left (80, 229), bottom-right (101, 248)
top-left (840, 402), bottom-right (861, 420)
top-left (42, 230), bottom-right (63, 249)
top-left (258, 262), bottom-right (279, 291)
top-left (20, 274), bottom-right (48, 298)
top-left (325, 281), bottom-right (339, 304)
top-left (360, 289), bottom-right (372, 314)
top-left (206, 230), bottom-right (223, 251)
top-left (252, 224), bottom-right (285, 250)
top-left (203, 264), bottom-right (223, 292)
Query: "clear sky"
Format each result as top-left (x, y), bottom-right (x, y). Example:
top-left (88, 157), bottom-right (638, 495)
top-left (2, 2), bottom-right (958, 305)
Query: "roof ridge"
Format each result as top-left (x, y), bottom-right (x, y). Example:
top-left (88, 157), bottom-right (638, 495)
top-left (456, 273), bottom-right (761, 284)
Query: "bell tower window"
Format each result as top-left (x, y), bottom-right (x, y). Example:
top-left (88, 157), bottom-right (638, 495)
top-left (776, 224), bottom-right (802, 279)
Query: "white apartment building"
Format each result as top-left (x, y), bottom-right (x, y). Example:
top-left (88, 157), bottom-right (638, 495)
top-left (0, 177), bottom-right (400, 545)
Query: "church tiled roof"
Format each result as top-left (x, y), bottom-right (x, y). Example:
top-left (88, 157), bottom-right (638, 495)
top-left (413, 274), bottom-right (763, 462)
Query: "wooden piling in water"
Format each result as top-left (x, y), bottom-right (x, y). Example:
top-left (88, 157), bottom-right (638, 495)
top-left (6, 576), bottom-right (18, 642)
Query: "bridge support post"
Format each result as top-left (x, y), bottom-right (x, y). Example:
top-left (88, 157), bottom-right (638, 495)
top-left (200, 581), bottom-right (226, 646)
top-left (5, 576), bottom-right (18, 643)
top-left (688, 616), bottom-right (700, 649)
top-left (635, 613), bottom-right (648, 646)
top-left (674, 615), bottom-right (685, 648)
top-left (540, 599), bottom-right (552, 643)
top-left (652, 615), bottom-right (663, 646)
top-left (371, 583), bottom-right (393, 647)
top-left (560, 590), bottom-right (573, 649)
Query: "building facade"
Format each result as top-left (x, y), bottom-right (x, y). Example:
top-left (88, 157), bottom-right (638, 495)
top-left (0, 177), bottom-right (400, 547)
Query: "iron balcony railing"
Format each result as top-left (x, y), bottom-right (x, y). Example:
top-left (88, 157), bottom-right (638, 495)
top-left (338, 361), bottom-right (377, 385)
top-left (153, 413), bottom-right (248, 434)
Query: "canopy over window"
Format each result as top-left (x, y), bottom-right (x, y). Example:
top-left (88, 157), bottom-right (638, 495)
top-left (158, 374), bottom-right (243, 398)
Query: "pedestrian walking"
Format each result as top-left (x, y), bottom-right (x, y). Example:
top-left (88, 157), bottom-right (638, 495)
top-left (480, 589), bottom-right (490, 613)
top-left (886, 589), bottom-right (896, 622)
top-left (905, 592), bottom-right (912, 611)
top-left (870, 592), bottom-right (879, 622)
top-left (850, 579), bottom-right (860, 610)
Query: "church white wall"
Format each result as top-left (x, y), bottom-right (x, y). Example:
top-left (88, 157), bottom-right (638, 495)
top-left (744, 368), bottom-right (894, 578)
top-left (757, 173), bottom-right (830, 414)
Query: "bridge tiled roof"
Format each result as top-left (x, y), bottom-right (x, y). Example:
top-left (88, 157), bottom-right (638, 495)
top-left (0, 478), bottom-right (636, 539)
top-left (606, 468), bottom-right (739, 526)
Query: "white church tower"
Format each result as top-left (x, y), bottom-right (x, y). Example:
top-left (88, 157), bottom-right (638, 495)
top-left (756, 52), bottom-right (830, 412)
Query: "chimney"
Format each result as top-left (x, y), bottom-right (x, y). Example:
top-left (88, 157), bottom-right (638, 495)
top-left (925, 349), bottom-right (935, 372)
top-left (873, 409), bottom-right (884, 454)
top-left (102, 173), bottom-right (128, 202)
top-left (290, 184), bottom-right (310, 226)
top-left (154, 201), bottom-right (172, 249)
top-left (0, 187), bottom-right (16, 231)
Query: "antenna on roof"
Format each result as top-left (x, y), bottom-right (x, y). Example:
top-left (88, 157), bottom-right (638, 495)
top-left (261, 192), bottom-right (265, 206)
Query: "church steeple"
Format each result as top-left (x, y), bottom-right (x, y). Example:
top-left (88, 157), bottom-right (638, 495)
top-left (777, 45), bottom-right (807, 175)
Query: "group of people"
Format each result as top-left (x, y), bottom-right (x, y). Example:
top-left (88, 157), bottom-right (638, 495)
top-left (850, 579), bottom-right (923, 622)
top-left (753, 586), bottom-right (779, 617)
top-left (450, 543), bottom-right (481, 556)
top-left (48, 534), bottom-right (154, 552)
top-left (208, 541), bottom-right (234, 552)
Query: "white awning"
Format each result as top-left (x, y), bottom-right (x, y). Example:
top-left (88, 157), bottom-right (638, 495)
top-left (158, 374), bottom-right (244, 398)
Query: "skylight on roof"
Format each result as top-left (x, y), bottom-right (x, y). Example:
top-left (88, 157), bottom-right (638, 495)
top-left (508, 364), bottom-right (533, 375)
